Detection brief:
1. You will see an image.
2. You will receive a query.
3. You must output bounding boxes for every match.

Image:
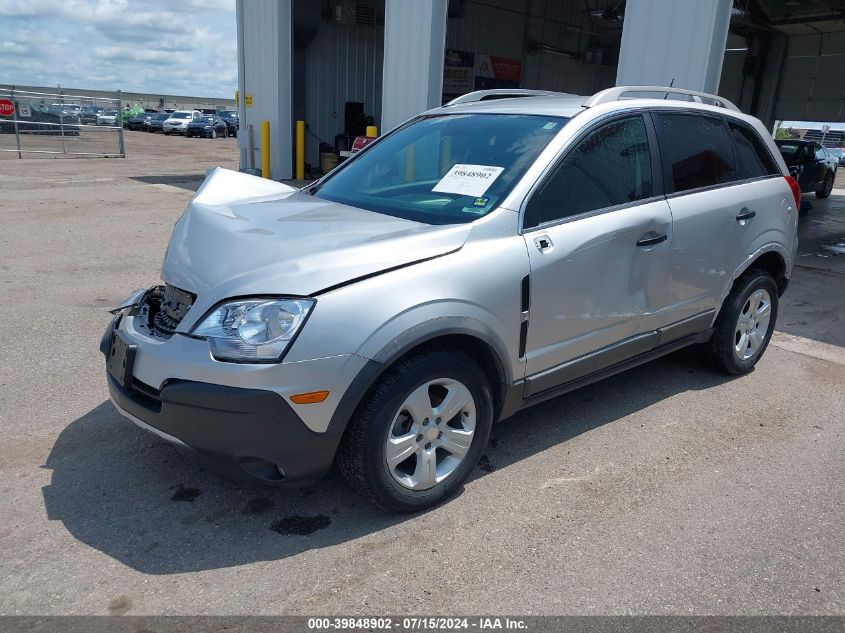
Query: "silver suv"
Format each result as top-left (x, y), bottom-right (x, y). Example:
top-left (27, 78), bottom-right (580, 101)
top-left (102, 86), bottom-right (800, 512)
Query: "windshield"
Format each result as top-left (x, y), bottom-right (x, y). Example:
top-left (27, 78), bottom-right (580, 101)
top-left (154, 113), bottom-right (169, 120)
top-left (103, 110), bottom-right (118, 116)
top-left (314, 114), bottom-right (566, 224)
top-left (195, 117), bottom-right (211, 123)
top-left (830, 148), bottom-right (844, 157)
top-left (171, 112), bottom-right (191, 119)
top-left (220, 111), bottom-right (237, 118)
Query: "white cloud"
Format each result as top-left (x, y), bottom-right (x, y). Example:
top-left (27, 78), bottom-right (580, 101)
top-left (0, 0), bottom-right (236, 97)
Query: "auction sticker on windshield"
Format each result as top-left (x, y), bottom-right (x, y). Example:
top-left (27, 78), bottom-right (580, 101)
top-left (433, 164), bottom-right (504, 197)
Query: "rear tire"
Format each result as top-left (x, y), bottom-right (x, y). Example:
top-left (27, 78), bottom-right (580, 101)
top-left (336, 351), bottom-right (493, 512)
top-left (816, 173), bottom-right (834, 199)
top-left (702, 269), bottom-right (778, 375)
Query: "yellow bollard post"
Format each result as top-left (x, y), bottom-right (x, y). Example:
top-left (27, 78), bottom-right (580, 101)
top-left (295, 120), bottom-right (305, 181)
top-left (366, 125), bottom-right (378, 138)
top-left (260, 120), bottom-right (271, 179)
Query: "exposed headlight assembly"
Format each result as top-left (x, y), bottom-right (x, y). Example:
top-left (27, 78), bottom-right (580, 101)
top-left (191, 298), bottom-right (314, 363)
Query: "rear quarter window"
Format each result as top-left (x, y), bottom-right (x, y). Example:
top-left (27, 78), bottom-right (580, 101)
top-left (729, 122), bottom-right (780, 179)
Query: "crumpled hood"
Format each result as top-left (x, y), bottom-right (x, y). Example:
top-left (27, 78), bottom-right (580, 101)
top-left (161, 168), bottom-right (471, 299)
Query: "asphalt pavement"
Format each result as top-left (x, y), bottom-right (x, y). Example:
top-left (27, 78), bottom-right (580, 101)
top-left (0, 132), bottom-right (842, 616)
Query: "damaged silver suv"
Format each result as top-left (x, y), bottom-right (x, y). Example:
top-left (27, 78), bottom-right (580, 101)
top-left (102, 86), bottom-right (800, 512)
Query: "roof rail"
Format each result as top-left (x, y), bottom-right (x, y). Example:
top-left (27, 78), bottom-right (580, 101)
top-left (583, 86), bottom-right (740, 112)
top-left (446, 89), bottom-right (573, 106)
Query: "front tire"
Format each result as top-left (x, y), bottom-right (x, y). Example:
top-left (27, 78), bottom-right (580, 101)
top-left (336, 351), bottom-right (493, 512)
top-left (703, 269), bottom-right (778, 375)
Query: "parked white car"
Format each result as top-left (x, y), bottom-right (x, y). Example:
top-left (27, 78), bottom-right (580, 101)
top-left (96, 110), bottom-right (120, 126)
top-left (163, 110), bottom-right (202, 135)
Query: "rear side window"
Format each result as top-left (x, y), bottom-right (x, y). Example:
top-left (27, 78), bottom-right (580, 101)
top-left (655, 113), bottom-right (736, 193)
top-left (523, 115), bottom-right (653, 228)
top-left (729, 123), bottom-right (780, 179)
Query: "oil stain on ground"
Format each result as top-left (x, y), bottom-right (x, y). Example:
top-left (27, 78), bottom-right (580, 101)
top-left (270, 514), bottom-right (331, 536)
top-left (107, 595), bottom-right (132, 615)
top-left (170, 485), bottom-right (202, 503)
top-left (242, 497), bottom-right (274, 515)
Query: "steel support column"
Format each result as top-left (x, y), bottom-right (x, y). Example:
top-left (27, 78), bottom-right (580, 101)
top-left (236, 0), bottom-right (293, 179)
top-left (381, 0), bottom-right (448, 133)
top-left (616, 0), bottom-right (732, 94)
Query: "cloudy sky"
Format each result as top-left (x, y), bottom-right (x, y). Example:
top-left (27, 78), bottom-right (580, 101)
top-left (1, 0), bottom-right (237, 97)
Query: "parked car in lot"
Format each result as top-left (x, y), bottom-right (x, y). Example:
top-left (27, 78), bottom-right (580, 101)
top-left (163, 110), bottom-right (202, 135)
top-left (0, 102), bottom-right (82, 135)
top-left (775, 139), bottom-right (838, 199)
top-left (146, 112), bottom-right (170, 133)
top-left (829, 147), bottom-right (845, 166)
top-left (50, 103), bottom-right (81, 122)
top-left (103, 86), bottom-right (799, 512)
top-left (217, 110), bottom-right (239, 137)
top-left (186, 115), bottom-right (229, 138)
top-left (96, 110), bottom-right (120, 126)
top-left (127, 112), bottom-right (155, 131)
top-left (79, 105), bottom-right (104, 125)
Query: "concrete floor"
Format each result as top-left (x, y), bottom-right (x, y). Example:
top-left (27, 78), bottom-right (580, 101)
top-left (0, 132), bottom-right (842, 615)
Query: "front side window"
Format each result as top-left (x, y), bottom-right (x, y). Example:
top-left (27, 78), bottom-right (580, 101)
top-left (815, 145), bottom-right (827, 160)
top-left (729, 122), bottom-right (780, 179)
top-left (313, 114), bottom-right (567, 225)
top-left (656, 113), bottom-right (736, 193)
top-left (523, 115), bottom-right (653, 229)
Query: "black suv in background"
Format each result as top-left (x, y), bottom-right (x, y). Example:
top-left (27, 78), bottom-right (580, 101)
top-left (775, 139), bottom-right (838, 199)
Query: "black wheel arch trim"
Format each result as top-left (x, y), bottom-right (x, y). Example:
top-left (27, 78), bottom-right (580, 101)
top-left (338, 317), bottom-right (514, 424)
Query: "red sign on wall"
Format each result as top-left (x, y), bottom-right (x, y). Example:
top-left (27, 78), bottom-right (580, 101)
top-left (351, 136), bottom-right (376, 152)
top-left (0, 99), bottom-right (15, 117)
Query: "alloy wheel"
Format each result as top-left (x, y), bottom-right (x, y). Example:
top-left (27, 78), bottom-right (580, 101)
top-left (734, 288), bottom-right (772, 361)
top-left (385, 378), bottom-right (476, 491)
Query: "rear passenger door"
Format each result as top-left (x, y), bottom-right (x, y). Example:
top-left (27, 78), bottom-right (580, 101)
top-left (652, 111), bottom-right (762, 324)
top-left (521, 113), bottom-right (674, 386)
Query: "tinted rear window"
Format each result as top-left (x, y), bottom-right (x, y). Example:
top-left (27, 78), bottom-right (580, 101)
top-left (656, 113), bottom-right (736, 193)
top-left (729, 123), bottom-right (780, 179)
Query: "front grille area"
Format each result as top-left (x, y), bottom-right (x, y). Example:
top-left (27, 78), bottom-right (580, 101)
top-left (139, 284), bottom-right (196, 338)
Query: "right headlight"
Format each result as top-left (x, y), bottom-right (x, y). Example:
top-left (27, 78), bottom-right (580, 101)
top-left (191, 298), bottom-right (314, 363)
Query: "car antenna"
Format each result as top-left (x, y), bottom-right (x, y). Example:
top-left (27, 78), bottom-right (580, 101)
top-left (664, 78), bottom-right (675, 99)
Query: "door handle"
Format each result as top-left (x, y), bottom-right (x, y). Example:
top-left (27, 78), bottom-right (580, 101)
top-left (534, 235), bottom-right (553, 252)
top-left (636, 233), bottom-right (667, 247)
top-left (736, 209), bottom-right (757, 221)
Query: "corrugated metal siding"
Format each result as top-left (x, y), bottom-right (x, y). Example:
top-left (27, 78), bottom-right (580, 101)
top-left (304, 21), bottom-right (384, 166)
top-left (445, 0), bottom-right (617, 97)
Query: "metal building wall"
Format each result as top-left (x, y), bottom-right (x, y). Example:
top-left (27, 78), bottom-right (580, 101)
top-left (444, 0), bottom-right (617, 98)
top-left (303, 21), bottom-right (384, 166)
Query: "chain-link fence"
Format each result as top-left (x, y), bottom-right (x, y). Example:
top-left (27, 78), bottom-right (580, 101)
top-left (0, 86), bottom-right (125, 158)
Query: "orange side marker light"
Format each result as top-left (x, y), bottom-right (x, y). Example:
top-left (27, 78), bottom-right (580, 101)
top-left (290, 391), bottom-right (330, 404)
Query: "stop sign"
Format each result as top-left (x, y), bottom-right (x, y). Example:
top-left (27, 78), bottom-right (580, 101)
top-left (0, 99), bottom-right (14, 117)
